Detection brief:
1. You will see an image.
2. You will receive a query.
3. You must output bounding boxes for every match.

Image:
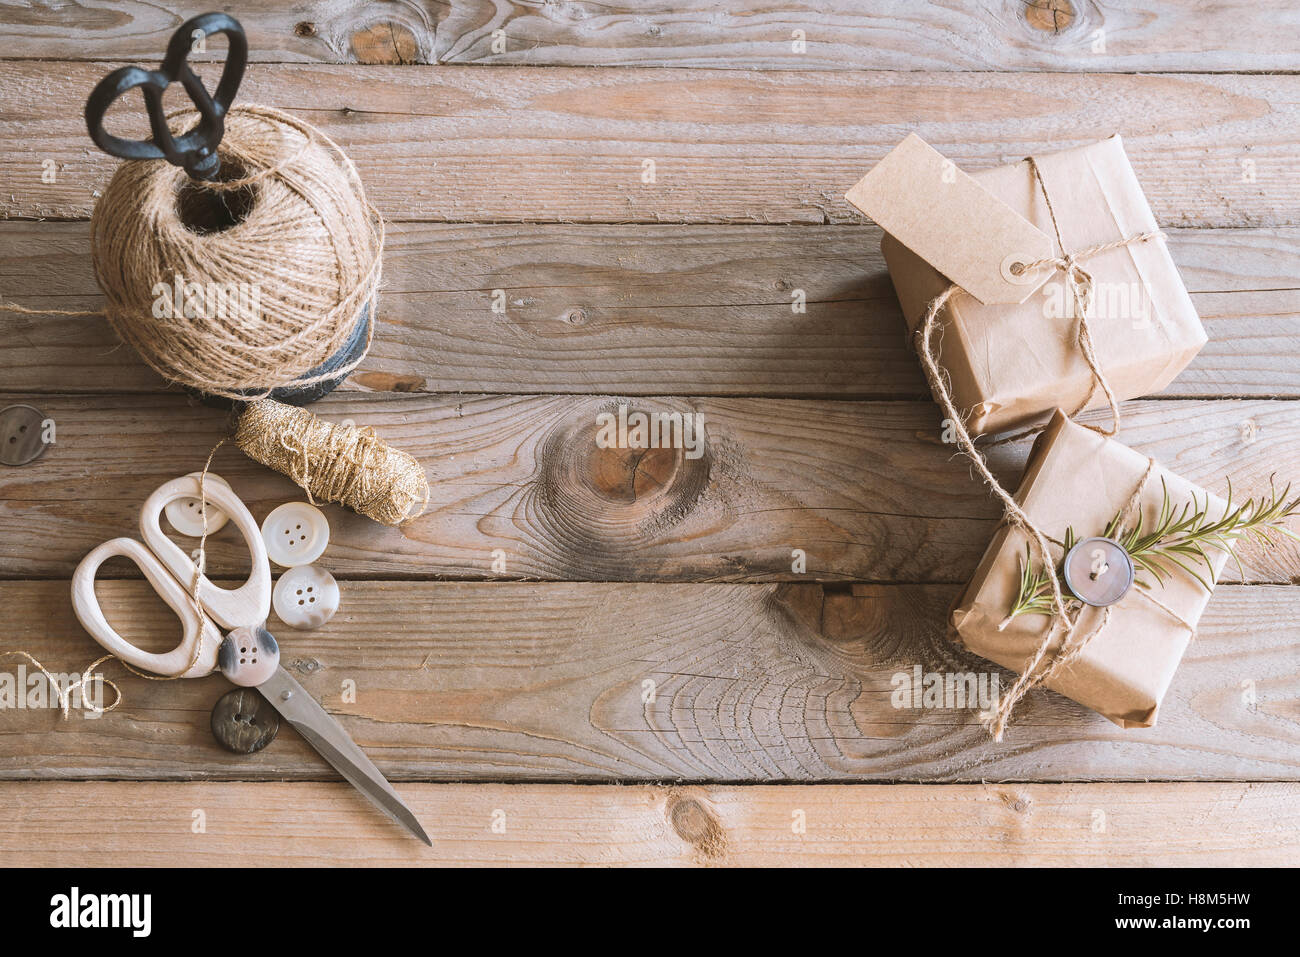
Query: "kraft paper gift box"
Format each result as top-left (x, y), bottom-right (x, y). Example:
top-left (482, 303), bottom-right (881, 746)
top-left (845, 134), bottom-right (1207, 435)
top-left (951, 410), bottom-right (1231, 728)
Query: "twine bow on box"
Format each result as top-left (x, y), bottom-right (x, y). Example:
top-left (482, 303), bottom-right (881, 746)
top-left (982, 460), bottom-right (1198, 740)
top-left (915, 155), bottom-right (1167, 739)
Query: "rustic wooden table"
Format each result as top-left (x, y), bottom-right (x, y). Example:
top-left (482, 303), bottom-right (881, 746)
top-left (1, 1), bottom-right (1298, 866)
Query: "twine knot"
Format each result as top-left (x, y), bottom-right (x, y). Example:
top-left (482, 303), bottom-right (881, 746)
top-left (917, 154), bottom-right (1168, 740)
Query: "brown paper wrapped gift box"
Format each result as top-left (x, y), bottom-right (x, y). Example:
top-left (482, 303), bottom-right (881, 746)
top-left (952, 410), bottom-right (1230, 728)
top-left (850, 135), bottom-right (1207, 435)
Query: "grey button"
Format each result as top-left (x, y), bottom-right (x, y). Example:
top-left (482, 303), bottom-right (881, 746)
top-left (0, 404), bottom-right (50, 466)
top-left (1063, 536), bottom-right (1135, 607)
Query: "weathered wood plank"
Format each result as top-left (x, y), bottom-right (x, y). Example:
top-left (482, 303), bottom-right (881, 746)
top-left (0, 781), bottom-right (1294, 866)
top-left (2, 222), bottom-right (1297, 397)
top-left (0, 578), bottom-right (1296, 784)
top-left (1, 64), bottom-right (1295, 226)
top-left (0, 1), bottom-right (437, 65)
top-left (1, 394), bottom-right (1297, 584)
top-left (2, 1), bottom-right (1297, 74)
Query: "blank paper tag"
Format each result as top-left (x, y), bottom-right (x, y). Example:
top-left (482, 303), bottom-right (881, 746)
top-left (845, 134), bottom-right (1054, 305)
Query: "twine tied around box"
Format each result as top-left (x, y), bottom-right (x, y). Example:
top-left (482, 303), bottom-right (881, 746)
top-left (916, 156), bottom-right (1192, 739)
top-left (982, 460), bottom-right (1197, 739)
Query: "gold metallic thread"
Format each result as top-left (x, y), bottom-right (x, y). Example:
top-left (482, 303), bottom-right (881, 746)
top-left (235, 399), bottom-right (429, 526)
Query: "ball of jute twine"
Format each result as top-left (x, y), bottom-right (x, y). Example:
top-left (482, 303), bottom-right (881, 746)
top-left (89, 104), bottom-right (384, 400)
top-left (234, 398), bottom-right (429, 526)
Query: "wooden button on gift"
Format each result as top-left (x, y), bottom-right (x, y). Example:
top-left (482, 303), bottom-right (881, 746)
top-left (210, 687), bottom-right (280, 754)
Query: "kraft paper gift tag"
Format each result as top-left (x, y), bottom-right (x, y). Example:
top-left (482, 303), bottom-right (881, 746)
top-left (846, 134), bottom-right (1207, 435)
top-left (951, 410), bottom-right (1230, 728)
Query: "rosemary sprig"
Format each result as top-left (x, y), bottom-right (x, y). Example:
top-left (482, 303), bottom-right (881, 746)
top-left (1112, 476), bottom-right (1300, 592)
top-left (1002, 477), bottom-right (1300, 625)
top-left (1001, 528), bottom-right (1076, 628)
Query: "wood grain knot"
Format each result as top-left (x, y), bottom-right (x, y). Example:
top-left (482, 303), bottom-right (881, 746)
top-left (999, 790), bottom-right (1033, 815)
top-left (668, 795), bottom-right (727, 860)
top-left (350, 371), bottom-right (429, 393)
top-left (350, 22), bottom-right (422, 64)
top-left (1023, 0), bottom-right (1078, 34)
top-left (528, 401), bottom-right (712, 572)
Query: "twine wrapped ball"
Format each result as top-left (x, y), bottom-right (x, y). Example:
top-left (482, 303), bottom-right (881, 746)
top-left (89, 105), bottom-right (383, 400)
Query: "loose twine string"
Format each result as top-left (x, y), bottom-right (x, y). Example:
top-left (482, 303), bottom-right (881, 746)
top-left (8, 400), bottom-right (429, 714)
top-left (0, 651), bottom-right (121, 718)
top-left (2, 440), bottom-right (230, 718)
top-left (918, 157), bottom-right (1190, 739)
top-left (0, 104), bottom-right (384, 400)
top-left (1, 106), bottom-right (396, 703)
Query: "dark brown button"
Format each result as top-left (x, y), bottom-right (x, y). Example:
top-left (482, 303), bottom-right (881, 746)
top-left (210, 687), bottom-right (280, 754)
top-left (0, 405), bottom-right (50, 466)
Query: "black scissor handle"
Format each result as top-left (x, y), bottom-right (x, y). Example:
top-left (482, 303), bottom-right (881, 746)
top-left (84, 12), bottom-right (247, 180)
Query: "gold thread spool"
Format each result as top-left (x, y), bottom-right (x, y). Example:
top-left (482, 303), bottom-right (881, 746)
top-left (234, 399), bottom-right (429, 526)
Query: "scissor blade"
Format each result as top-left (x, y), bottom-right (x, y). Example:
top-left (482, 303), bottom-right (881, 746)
top-left (259, 667), bottom-right (431, 846)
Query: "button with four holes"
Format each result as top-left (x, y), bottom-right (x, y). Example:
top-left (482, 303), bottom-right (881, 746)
top-left (0, 404), bottom-right (50, 466)
top-left (261, 501), bottom-right (329, 567)
top-left (272, 564), bottom-right (339, 630)
top-left (165, 471), bottom-right (233, 537)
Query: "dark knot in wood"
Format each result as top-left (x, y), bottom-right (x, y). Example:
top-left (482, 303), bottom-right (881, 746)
top-left (527, 400), bottom-right (712, 575)
top-left (668, 795), bottom-right (728, 860)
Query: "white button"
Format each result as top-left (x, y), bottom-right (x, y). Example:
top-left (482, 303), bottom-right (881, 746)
top-left (165, 472), bottom-right (233, 537)
top-left (1063, 536), bottom-right (1135, 607)
top-left (272, 565), bottom-right (339, 630)
top-left (261, 502), bottom-right (329, 567)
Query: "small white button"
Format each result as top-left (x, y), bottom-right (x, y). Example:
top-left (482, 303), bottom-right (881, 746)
top-left (261, 501), bottom-right (330, 568)
top-left (272, 564), bottom-right (340, 630)
top-left (165, 472), bottom-right (233, 537)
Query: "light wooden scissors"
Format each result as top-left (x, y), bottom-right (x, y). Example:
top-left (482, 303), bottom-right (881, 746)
top-left (71, 474), bottom-right (430, 845)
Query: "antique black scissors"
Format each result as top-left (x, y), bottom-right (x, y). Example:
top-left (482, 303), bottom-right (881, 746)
top-left (84, 12), bottom-right (246, 180)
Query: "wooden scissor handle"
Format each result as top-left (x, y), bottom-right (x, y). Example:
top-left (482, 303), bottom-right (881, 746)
top-left (71, 538), bottom-right (222, 678)
top-left (138, 475), bottom-right (272, 631)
